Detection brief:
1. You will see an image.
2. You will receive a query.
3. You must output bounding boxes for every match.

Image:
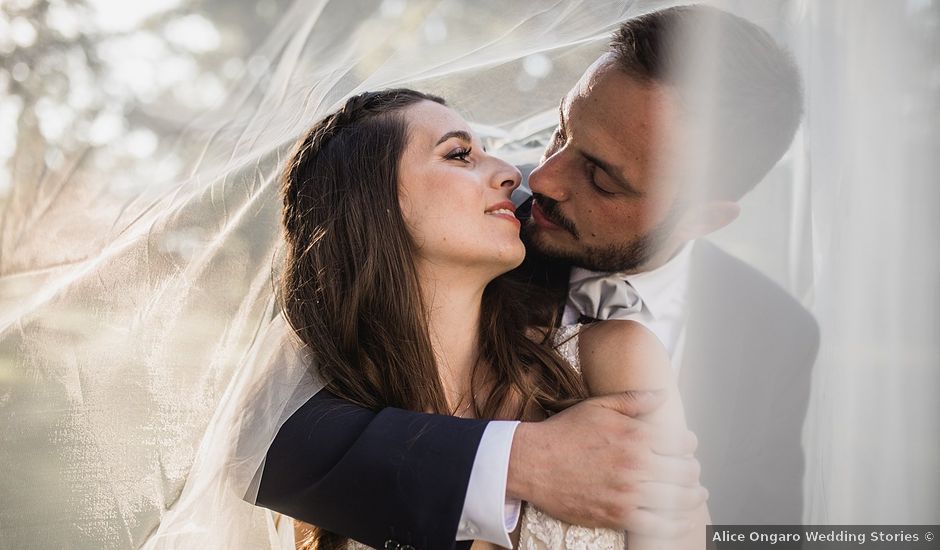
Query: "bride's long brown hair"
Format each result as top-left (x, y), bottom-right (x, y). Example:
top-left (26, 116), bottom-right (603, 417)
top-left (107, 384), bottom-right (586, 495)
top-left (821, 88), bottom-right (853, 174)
top-left (280, 88), bottom-right (585, 548)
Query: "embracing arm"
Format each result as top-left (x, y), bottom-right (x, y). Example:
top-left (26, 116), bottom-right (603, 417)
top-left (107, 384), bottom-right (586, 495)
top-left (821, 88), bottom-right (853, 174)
top-left (578, 320), bottom-right (711, 549)
top-left (256, 389), bottom-right (488, 550)
top-left (257, 373), bottom-right (706, 549)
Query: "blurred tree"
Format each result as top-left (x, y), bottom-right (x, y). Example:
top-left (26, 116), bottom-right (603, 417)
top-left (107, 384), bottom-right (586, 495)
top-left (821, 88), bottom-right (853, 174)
top-left (0, 0), bottom-right (288, 273)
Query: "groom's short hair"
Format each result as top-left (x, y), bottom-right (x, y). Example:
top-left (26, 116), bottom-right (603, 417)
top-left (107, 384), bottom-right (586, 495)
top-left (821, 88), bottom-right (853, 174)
top-left (610, 5), bottom-right (803, 200)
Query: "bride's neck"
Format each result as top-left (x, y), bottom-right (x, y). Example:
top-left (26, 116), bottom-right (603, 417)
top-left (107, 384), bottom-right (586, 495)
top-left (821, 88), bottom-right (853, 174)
top-left (417, 263), bottom-right (488, 411)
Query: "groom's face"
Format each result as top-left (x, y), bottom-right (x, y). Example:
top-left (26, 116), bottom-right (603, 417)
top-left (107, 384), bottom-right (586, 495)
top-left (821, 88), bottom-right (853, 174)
top-left (526, 56), bottom-right (687, 274)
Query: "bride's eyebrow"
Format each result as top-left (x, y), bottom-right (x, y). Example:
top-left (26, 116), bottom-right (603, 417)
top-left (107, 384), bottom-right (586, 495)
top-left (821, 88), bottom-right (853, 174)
top-left (435, 130), bottom-right (472, 146)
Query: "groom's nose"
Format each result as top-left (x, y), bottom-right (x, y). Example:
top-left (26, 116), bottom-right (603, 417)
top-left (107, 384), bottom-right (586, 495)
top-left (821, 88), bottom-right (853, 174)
top-left (528, 149), bottom-right (572, 202)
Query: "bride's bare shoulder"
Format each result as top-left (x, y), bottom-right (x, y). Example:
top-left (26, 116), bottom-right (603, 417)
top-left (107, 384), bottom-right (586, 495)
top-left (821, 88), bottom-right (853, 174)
top-left (577, 320), bottom-right (672, 394)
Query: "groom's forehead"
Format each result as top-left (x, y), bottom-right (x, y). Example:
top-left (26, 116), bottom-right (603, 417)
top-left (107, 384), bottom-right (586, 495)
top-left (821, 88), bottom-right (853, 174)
top-left (564, 56), bottom-right (614, 110)
top-left (577, 54), bottom-right (617, 90)
top-left (564, 63), bottom-right (682, 190)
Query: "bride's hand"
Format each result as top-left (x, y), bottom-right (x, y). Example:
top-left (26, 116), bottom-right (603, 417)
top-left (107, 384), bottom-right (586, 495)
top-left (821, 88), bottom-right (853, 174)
top-left (506, 391), bottom-right (706, 536)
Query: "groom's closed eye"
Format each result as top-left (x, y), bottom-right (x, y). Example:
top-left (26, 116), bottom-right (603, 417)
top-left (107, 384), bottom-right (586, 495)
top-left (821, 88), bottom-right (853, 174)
top-left (582, 153), bottom-right (643, 198)
top-left (556, 103), bottom-right (643, 198)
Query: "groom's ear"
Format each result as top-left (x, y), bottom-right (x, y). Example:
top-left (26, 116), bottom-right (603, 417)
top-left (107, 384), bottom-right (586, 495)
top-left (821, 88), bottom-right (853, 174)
top-left (675, 200), bottom-right (741, 240)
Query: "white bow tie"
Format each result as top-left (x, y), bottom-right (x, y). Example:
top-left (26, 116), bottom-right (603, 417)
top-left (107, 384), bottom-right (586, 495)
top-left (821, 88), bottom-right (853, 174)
top-left (566, 272), bottom-right (644, 323)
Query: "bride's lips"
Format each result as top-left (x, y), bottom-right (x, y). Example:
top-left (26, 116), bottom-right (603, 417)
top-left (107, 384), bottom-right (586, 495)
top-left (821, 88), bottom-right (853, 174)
top-left (530, 201), bottom-right (562, 230)
top-left (484, 200), bottom-right (520, 225)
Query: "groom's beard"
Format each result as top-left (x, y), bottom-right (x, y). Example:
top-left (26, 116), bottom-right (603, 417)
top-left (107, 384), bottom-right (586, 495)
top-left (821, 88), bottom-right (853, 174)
top-left (525, 194), bottom-right (681, 273)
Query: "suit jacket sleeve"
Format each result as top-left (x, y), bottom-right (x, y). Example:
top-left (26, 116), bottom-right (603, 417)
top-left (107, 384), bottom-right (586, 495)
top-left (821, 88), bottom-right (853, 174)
top-left (681, 241), bottom-right (819, 524)
top-left (256, 389), bottom-right (488, 550)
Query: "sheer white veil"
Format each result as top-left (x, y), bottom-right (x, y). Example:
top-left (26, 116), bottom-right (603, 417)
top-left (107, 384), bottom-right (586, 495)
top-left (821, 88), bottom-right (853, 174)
top-left (1, 0), bottom-right (937, 548)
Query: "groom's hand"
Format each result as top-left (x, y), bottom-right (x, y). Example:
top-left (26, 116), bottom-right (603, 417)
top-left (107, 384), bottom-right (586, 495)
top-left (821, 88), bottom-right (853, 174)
top-left (506, 391), bottom-right (706, 536)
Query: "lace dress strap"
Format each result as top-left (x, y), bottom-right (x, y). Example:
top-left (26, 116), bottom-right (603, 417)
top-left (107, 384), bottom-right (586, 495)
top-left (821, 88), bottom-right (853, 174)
top-left (553, 324), bottom-right (583, 375)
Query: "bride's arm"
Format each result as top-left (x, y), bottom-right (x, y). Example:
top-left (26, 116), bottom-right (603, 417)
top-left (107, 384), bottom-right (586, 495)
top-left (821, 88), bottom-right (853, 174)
top-left (578, 320), bottom-right (710, 550)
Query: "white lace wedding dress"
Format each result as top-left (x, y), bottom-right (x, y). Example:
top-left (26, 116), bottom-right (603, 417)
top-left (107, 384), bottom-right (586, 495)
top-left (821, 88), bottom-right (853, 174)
top-left (511, 325), bottom-right (624, 550)
top-left (344, 325), bottom-right (624, 550)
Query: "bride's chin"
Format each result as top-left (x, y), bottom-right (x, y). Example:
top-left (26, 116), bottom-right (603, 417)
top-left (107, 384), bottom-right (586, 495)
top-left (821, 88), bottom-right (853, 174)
top-left (472, 252), bottom-right (525, 284)
top-left (494, 242), bottom-right (526, 272)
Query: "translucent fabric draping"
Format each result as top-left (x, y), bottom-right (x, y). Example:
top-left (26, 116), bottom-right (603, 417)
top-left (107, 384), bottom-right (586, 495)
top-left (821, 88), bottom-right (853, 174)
top-left (1, 1), bottom-right (937, 548)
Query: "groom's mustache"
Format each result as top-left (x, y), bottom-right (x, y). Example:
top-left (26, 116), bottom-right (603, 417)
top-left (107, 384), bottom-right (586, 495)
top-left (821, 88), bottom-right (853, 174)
top-left (531, 194), bottom-right (580, 239)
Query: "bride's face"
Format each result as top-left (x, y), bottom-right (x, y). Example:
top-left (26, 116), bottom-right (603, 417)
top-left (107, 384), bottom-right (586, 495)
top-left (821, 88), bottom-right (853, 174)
top-left (398, 100), bottom-right (524, 274)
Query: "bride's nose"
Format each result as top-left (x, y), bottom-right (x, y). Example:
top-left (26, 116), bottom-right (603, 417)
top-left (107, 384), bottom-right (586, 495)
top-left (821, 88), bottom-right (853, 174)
top-left (490, 159), bottom-right (522, 192)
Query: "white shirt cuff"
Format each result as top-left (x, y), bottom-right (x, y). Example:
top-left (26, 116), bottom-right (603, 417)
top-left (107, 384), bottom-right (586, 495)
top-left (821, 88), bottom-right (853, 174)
top-left (457, 420), bottom-right (522, 547)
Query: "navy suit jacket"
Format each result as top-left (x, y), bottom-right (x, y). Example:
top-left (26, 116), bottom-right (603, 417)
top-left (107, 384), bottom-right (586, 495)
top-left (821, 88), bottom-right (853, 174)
top-left (257, 392), bottom-right (486, 550)
top-left (257, 234), bottom-right (817, 548)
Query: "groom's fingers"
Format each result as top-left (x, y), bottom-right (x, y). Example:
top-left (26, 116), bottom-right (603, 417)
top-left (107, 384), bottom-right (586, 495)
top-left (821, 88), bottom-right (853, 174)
top-left (590, 392), bottom-right (700, 456)
top-left (645, 453), bottom-right (702, 486)
top-left (649, 428), bottom-right (698, 456)
top-left (635, 481), bottom-right (709, 511)
top-left (511, 396), bottom-right (705, 533)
